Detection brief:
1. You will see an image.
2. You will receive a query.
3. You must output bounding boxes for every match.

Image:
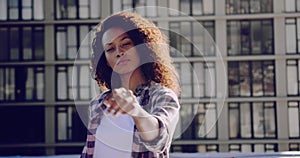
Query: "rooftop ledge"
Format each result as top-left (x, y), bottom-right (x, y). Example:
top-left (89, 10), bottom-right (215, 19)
top-left (1, 152), bottom-right (300, 158)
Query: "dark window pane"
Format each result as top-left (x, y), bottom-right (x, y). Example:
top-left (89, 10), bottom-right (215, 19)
top-left (227, 20), bottom-right (274, 56)
top-left (0, 147), bottom-right (45, 156)
top-left (34, 27), bottom-right (45, 60)
top-left (0, 28), bottom-right (9, 61)
top-left (226, 0), bottom-right (273, 14)
top-left (239, 61), bottom-right (250, 96)
top-left (0, 26), bottom-right (44, 61)
top-left (10, 27), bottom-right (20, 60)
top-left (252, 61), bottom-right (263, 96)
top-left (228, 61), bottom-right (275, 97)
top-left (0, 106), bottom-right (45, 143)
top-left (23, 27), bottom-right (33, 60)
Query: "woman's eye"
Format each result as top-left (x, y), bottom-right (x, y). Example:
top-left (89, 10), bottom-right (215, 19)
top-left (106, 47), bottom-right (114, 52)
top-left (123, 42), bottom-right (132, 47)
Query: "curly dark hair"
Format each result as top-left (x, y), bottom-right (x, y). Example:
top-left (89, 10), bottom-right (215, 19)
top-left (90, 12), bottom-right (180, 95)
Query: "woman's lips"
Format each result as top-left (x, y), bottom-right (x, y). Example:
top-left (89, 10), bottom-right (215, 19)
top-left (117, 59), bottom-right (129, 65)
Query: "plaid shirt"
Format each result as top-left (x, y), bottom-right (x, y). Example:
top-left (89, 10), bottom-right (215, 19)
top-left (81, 83), bottom-right (180, 158)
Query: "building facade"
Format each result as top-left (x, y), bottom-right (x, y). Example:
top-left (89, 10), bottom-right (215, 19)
top-left (0, 0), bottom-right (300, 155)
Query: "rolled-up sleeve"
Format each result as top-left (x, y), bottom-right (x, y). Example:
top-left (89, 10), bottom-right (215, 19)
top-left (136, 86), bottom-right (180, 153)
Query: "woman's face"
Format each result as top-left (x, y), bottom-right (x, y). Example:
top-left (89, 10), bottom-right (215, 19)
top-left (102, 27), bottom-right (141, 75)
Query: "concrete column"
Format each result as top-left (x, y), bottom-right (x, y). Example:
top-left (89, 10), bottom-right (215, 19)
top-left (102, 0), bottom-right (111, 18)
top-left (274, 1), bottom-right (289, 151)
top-left (274, 0), bottom-right (285, 13)
top-left (215, 0), bottom-right (226, 16)
top-left (44, 0), bottom-right (55, 155)
top-left (215, 11), bottom-right (229, 152)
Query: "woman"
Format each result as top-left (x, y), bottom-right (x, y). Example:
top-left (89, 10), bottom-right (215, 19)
top-left (81, 12), bottom-right (180, 158)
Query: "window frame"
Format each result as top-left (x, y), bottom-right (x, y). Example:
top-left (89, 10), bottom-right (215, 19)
top-left (286, 59), bottom-right (300, 96)
top-left (285, 0), bottom-right (300, 12)
top-left (169, 21), bottom-right (215, 57)
top-left (55, 64), bottom-right (96, 101)
top-left (167, 0), bottom-right (215, 16)
top-left (0, 25), bottom-right (45, 62)
top-left (225, 0), bottom-right (273, 15)
top-left (178, 103), bottom-right (218, 140)
top-left (55, 0), bottom-right (101, 20)
top-left (288, 101), bottom-right (300, 138)
top-left (0, 0), bottom-right (44, 21)
top-left (285, 18), bottom-right (300, 54)
top-left (227, 19), bottom-right (274, 56)
top-left (55, 105), bottom-right (88, 142)
top-left (55, 24), bottom-right (95, 60)
top-left (0, 65), bottom-right (45, 102)
top-left (228, 102), bottom-right (277, 139)
top-left (229, 143), bottom-right (278, 152)
top-left (111, 0), bottom-right (158, 17)
top-left (228, 60), bottom-right (276, 97)
top-left (174, 61), bottom-right (216, 99)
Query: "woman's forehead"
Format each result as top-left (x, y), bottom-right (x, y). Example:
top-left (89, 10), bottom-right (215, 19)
top-left (102, 27), bottom-right (129, 46)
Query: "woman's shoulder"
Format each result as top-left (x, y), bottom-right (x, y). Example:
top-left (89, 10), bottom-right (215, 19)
top-left (149, 82), bottom-right (178, 98)
top-left (90, 90), bottom-right (111, 105)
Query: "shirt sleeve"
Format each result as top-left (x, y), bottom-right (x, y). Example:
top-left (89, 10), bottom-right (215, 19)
top-left (136, 86), bottom-right (180, 153)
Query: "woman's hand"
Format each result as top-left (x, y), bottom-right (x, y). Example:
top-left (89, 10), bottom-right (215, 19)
top-left (103, 87), bottom-right (141, 116)
top-left (103, 87), bottom-right (159, 141)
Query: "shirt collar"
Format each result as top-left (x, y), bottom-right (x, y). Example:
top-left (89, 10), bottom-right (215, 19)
top-left (134, 82), bottom-right (151, 96)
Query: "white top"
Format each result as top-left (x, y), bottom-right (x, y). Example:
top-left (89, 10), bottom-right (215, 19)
top-left (93, 113), bottom-right (134, 158)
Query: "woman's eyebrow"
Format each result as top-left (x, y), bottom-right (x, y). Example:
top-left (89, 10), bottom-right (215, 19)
top-left (104, 35), bottom-right (130, 46)
top-left (120, 35), bottom-right (130, 41)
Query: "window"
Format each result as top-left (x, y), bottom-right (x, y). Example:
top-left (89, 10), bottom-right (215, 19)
top-left (56, 0), bottom-right (101, 19)
top-left (168, 0), bottom-right (214, 16)
top-left (229, 144), bottom-right (278, 152)
top-left (288, 101), bottom-right (300, 138)
top-left (285, 18), bottom-right (300, 54)
top-left (227, 20), bottom-right (273, 55)
top-left (0, 26), bottom-right (44, 61)
top-left (169, 21), bottom-right (215, 57)
top-left (289, 143), bottom-right (300, 151)
top-left (228, 61), bottom-right (275, 97)
top-left (112, 0), bottom-right (158, 17)
top-left (0, 106), bottom-right (45, 144)
top-left (0, 0), bottom-right (44, 20)
top-left (56, 65), bottom-right (97, 101)
top-left (285, 0), bottom-right (300, 12)
top-left (55, 25), bottom-right (95, 60)
top-left (0, 66), bottom-right (44, 102)
top-left (55, 105), bottom-right (88, 142)
top-left (287, 60), bottom-right (300, 96)
top-left (174, 61), bottom-right (216, 98)
top-left (171, 144), bottom-right (218, 153)
top-left (178, 103), bottom-right (217, 140)
top-left (229, 102), bottom-right (277, 139)
top-left (226, 0), bottom-right (273, 14)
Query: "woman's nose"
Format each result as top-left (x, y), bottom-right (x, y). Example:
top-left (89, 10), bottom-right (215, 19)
top-left (116, 46), bottom-right (125, 57)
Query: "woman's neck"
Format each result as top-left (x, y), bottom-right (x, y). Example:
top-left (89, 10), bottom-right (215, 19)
top-left (120, 69), bottom-right (146, 91)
